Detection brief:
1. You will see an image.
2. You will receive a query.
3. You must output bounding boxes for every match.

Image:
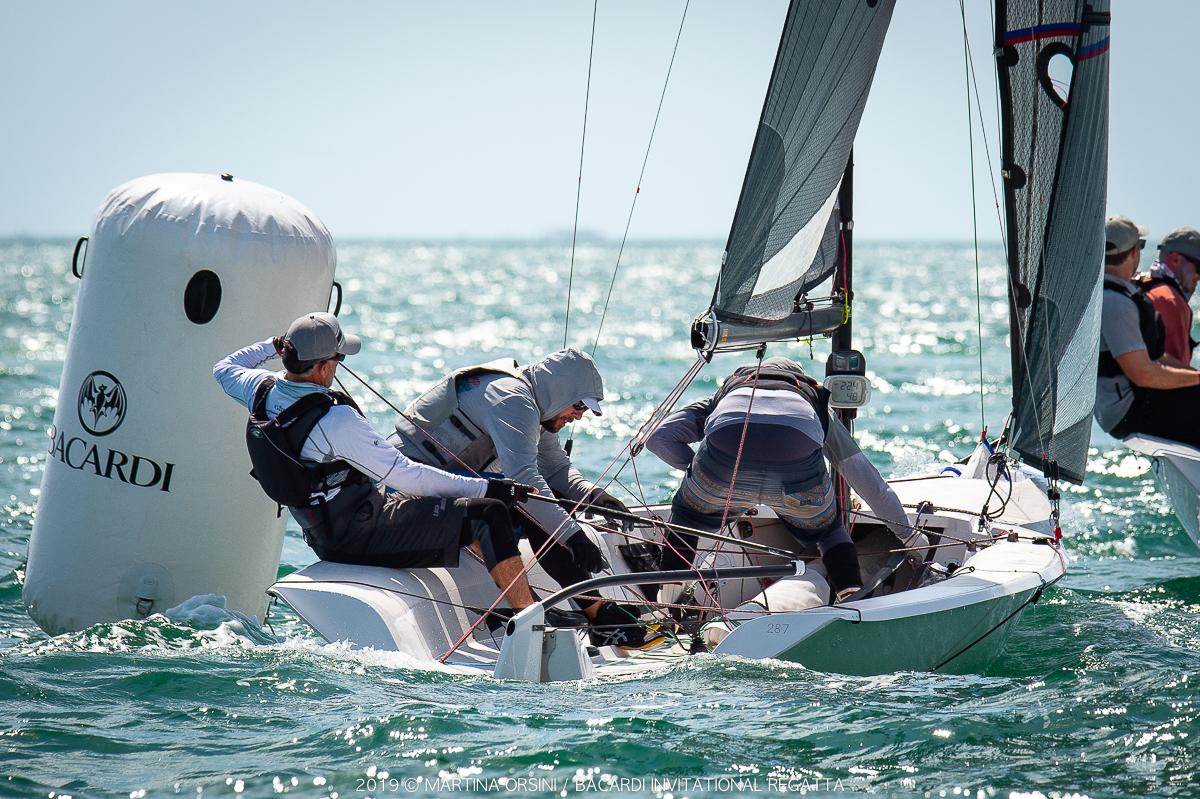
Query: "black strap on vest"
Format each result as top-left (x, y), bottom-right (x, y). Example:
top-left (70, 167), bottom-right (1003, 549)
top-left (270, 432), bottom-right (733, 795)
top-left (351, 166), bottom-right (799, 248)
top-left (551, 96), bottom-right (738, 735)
top-left (246, 378), bottom-right (368, 507)
top-left (1098, 278), bottom-right (1166, 378)
top-left (713, 365), bottom-right (832, 434)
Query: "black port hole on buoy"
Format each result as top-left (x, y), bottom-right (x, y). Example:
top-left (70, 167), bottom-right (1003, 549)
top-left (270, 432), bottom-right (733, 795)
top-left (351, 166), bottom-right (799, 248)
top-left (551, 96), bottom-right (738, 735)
top-left (184, 270), bottom-right (222, 324)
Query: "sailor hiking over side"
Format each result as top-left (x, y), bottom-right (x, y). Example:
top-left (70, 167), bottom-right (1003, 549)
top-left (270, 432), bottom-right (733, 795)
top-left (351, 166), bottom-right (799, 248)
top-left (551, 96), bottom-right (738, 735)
top-left (1096, 217), bottom-right (1200, 446)
top-left (213, 312), bottom-right (577, 625)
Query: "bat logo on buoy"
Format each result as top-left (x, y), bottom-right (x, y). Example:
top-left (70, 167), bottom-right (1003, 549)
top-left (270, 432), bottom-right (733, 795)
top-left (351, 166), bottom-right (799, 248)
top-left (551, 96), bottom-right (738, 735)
top-left (77, 371), bottom-right (127, 436)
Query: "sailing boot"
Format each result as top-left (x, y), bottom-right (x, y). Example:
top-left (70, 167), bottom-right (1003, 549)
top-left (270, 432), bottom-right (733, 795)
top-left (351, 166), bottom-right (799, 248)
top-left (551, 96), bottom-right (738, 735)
top-left (588, 601), bottom-right (666, 650)
top-left (822, 542), bottom-right (863, 604)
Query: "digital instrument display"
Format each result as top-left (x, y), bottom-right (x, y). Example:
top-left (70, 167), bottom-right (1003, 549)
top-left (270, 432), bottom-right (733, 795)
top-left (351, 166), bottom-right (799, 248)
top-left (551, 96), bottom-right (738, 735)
top-left (824, 375), bottom-right (870, 408)
top-left (824, 349), bottom-right (869, 408)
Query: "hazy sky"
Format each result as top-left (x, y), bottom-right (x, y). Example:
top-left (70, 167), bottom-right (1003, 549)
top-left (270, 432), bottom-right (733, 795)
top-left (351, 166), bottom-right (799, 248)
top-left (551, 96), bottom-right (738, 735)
top-left (2, 1), bottom-right (1195, 240)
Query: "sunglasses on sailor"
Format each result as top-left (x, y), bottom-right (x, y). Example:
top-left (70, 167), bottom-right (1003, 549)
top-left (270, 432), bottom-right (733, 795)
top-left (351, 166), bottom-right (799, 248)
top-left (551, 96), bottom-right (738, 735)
top-left (572, 400), bottom-right (589, 412)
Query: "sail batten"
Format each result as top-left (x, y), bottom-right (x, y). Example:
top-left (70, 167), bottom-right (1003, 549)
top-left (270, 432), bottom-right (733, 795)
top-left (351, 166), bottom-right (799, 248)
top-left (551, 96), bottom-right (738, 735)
top-left (703, 0), bottom-right (895, 339)
top-left (997, 0), bottom-right (1110, 484)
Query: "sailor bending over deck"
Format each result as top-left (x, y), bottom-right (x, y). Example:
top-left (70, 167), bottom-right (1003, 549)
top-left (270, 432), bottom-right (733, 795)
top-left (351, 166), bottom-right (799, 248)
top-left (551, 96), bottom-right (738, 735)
top-left (1096, 218), bottom-right (1200, 446)
top-left (645, 357), bottom-right (921, 603)
top-left (214, 313), bottom-right (581, 627)
top-left (394, 348), bottom-right (660, 649)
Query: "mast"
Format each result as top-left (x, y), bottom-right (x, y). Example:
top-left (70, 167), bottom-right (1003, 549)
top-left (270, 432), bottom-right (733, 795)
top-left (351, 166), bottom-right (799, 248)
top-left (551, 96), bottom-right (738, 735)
top-left (994, 0), bottom-right (1026, 448)
top-left (832, 153), bottom-right (855, 430)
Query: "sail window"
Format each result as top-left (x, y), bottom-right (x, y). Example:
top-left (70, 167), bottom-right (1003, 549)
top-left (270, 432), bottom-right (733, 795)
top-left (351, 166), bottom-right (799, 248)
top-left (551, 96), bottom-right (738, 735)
top-left (184, 270), bottom-right (222, 324)
top-left (1038, 44), bottom-right (1074, 108)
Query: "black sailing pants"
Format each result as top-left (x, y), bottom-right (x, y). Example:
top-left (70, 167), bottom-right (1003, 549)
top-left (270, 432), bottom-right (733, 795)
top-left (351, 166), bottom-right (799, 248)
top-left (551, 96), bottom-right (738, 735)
top-left (1110, 384), bottom-right (1200, 447)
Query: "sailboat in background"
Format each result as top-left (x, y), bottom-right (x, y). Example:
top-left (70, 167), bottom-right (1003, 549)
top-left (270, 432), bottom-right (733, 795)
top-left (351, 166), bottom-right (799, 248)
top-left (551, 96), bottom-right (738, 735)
top-left (269, 0), bottom-right (1111, 680)
top-left (1122, 436), bottom-right (1200, 549)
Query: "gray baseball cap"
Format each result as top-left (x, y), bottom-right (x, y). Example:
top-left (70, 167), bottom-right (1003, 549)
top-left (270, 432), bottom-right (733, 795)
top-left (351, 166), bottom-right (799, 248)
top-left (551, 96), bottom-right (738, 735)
top-left (578, 396), bottom-right (602, 416)
top-left (1159, 228), bottom-right (1200, 262)
top-left (283, 312), bottom-right (361, 361)
top-left (1105, 215), bottom-right (1148, 254)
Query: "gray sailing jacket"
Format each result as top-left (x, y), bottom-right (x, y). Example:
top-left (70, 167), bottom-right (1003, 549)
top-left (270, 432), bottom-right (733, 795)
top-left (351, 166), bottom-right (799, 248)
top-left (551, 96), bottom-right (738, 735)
top-left (395, 348), bottom-right (604, 542)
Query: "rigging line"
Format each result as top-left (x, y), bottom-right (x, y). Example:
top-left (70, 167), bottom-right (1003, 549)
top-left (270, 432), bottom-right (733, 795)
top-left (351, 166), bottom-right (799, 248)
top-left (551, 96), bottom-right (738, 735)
top-left (700, 349), bottom-right (766, 619)
top-left (625, 455), bottom-right (727, 612)
top-left (629, 355), bottom-right (705, 457)
top-left (960, 0), bottom-right (987, 434)
top-left (960, 0), bottom-right (1008, 255)
top-left (589, 0), bottom-right (691, 358)
top-left (564, 0), bottom-right (599, 351)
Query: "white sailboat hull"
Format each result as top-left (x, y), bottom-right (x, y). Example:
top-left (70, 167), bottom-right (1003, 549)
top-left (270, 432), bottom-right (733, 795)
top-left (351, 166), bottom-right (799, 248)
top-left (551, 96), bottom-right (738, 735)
top-left (715, 539), bottom-right (1064, 674)
top-left (269, 473), bottom-right (1067, 679)
top-left (1123, 434), bottom-right (1200, 548)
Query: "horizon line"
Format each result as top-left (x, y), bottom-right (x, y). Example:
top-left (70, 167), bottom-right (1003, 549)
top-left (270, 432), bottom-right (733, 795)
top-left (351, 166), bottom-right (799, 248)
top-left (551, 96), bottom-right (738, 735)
top-left (0, 233), bottom-right (1008, 245)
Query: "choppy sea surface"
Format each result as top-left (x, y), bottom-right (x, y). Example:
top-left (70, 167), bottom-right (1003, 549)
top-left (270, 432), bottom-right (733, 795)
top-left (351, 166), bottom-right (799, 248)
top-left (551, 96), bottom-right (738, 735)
top-left (1, 239), bottom-right (1196, 798)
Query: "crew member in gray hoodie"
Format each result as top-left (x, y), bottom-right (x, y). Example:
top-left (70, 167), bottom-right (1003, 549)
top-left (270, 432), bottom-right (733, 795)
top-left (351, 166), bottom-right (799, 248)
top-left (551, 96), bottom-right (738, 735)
top-left (394, 348), bottom-right (659, 648)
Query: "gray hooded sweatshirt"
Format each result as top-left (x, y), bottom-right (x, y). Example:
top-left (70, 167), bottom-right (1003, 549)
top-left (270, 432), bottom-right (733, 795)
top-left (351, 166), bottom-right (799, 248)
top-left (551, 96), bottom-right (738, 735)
top-left (454, 348), bottom-right (605, 541)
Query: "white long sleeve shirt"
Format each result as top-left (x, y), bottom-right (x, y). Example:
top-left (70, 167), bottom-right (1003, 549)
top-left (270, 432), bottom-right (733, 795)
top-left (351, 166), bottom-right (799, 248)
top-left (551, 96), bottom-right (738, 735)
top-left (213, 340), bottom-right (487, 502)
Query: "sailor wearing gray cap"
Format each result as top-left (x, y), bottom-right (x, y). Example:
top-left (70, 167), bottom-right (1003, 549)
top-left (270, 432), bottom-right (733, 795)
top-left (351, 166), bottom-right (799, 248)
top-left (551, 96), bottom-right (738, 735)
top-left (1139, 228), bottom-right (1200, 365)
top-left (1097, 218), bottom-right (1200, 447)
top-left (212, 312), bottom-right (583, 625)
top-left (278, 311), bottom-right (362, 363)
top-left (1104, 215), bottom-right (1147, 256)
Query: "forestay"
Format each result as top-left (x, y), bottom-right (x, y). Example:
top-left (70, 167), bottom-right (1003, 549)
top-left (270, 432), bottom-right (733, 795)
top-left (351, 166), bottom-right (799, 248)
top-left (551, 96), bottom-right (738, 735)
top-left (707, 0), bottom-right (895, 342)
top-left (996, 0), bottom-right (1110, 484)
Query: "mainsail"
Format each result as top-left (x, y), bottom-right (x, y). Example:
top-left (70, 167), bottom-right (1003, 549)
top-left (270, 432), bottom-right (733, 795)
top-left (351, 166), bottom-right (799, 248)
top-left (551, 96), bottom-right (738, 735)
top-left (694, 0), bottom-right (895, 352)
top-left (996, 0), bottom-right (1110, 484)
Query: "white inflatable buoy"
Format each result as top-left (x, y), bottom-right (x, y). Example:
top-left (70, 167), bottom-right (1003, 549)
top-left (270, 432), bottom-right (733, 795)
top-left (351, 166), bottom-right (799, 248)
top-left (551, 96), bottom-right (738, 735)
top-left (25, 173), bottom-right (337, 634)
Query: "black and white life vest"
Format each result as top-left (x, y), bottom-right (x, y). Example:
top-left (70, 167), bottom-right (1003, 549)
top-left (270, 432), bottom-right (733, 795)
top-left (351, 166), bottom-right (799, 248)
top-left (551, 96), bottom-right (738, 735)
top-left (1098, 277), bottom-right (1166, 378)
top-left (245, 378), bottom-right (371, 509)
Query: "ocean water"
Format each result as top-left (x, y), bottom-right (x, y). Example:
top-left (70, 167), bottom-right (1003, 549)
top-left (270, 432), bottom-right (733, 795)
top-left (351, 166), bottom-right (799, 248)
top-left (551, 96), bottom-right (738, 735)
top-left (1, 239), bottom-right (1196, 798)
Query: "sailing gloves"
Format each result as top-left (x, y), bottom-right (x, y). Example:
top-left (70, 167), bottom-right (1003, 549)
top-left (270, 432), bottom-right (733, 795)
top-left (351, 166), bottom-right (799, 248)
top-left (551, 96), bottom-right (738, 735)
top-left (584, 487), bottom-right (635, 532)
top-left (484, 478), bottom-right (536, 505)
top-left (567, 530), bottom-right (609, 574)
